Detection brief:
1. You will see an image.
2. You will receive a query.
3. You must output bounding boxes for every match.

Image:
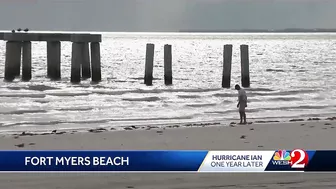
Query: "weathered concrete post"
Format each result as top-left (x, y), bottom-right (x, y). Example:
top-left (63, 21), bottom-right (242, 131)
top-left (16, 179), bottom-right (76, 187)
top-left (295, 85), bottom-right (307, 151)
top-left (164, 44), bottom-right (172, 85)
top-left (81, 42), bottom-right (91, 79)
top-left (144, 43), bottom-right (154, 86)
top-left (15, 42), bottom-right (22, 76)
top-left (4, 41), bottom-right (22, 81)
top-left (22, 41), bottom-right (32, 81)
top-left (47, 41), bottom-right (61, 80)
top-left (90, 42), bottom-right (101, 82)
top-left (222, 44), bottom-right (233, 88)
top-left (71, 42), bottom-right (83, 83)
top-left (240, 44), bottom-right (250, 87)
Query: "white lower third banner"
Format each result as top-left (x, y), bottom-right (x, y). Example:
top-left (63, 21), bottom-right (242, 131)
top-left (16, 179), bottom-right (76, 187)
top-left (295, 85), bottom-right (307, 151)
top-left (198, 151), bottom-right (275, 172)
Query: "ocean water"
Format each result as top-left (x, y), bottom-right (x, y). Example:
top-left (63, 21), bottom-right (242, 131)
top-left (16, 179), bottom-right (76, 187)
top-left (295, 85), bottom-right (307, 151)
top-left (0, 32), bottom-right (336, 133)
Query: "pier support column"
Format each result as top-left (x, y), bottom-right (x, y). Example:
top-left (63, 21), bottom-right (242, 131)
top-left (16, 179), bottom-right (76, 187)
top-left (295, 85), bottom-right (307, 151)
top-left (240, 44), bottom-right (250, 88)
top-left (222, 44), bottom-right (233, 88)
top-left (15, 42), bottom-right (22, 76)
top-left (144, 43), bottom-right (154, 86)
top-left (90, 42), bottom-right (101, 82)
top-left (164, 44), bottom-right (172, 85)
top-left (4, 41), bottom-right (22, 81)
top-left (71, 42), bottom-right (83, 83)
top-left (47, 41), bottom-right (61, 80)
top-left (81, 42), bottom-right (91, 79)
top-left (22, 41), bottom-right (32, 81)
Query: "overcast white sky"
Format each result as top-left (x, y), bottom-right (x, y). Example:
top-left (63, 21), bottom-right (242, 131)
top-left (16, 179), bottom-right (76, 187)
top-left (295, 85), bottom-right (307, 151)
top-left (0, 0), bottom-right (335, 32)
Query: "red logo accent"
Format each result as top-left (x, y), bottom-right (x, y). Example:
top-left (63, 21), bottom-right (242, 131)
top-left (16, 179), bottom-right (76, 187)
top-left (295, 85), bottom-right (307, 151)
top-left (289, 149), bottom-right (309, 169)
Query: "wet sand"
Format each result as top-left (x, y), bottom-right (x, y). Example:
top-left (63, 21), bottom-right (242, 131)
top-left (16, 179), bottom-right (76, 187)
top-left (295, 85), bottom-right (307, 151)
top-left (0, 119), bottom-right (336, 188)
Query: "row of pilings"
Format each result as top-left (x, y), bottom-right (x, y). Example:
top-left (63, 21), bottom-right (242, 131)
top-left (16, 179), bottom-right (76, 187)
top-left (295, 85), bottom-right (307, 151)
top-left (1, 32), bottom-right (102, 83)
top-left (2, 34), bottom-right (250, 88)
top-left (144, 44), bottom-right (250, 88)
top-left (4, 41), bottom-right (101, 83)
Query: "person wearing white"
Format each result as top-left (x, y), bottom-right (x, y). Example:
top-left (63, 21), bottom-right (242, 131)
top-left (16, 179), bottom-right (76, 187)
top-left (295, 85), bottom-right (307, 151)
top-left (235, 84), bottom-right (247, 124)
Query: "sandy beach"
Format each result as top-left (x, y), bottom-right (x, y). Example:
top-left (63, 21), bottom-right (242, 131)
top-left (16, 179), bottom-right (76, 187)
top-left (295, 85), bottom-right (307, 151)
top-left (0, 118), bottom-right (336, 188)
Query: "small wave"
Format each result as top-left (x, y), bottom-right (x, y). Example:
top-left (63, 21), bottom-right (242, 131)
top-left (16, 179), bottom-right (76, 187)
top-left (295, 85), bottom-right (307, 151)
top-left (166, 88), bottom-right (221, 93)
top-left (258, 105), bottom-right (328, 111)
top-left (6, 87), bottom-right (22, 90)
top-left (213, 93), bottom-right (237, 98)
top-left (313, 61), bottom-right (335, 64)
top-left (248, 99), bottom-right (262, 102)
top-left (54, 107), bottom-right (94, 112)
top-left (205, 110), bottom-right (237, 114)
top-left (46, 92), bottom-right (92, 97)
top-left (296, 70), bottom-right (307, 73)
top-left (34, 100), bottom-right (49, 104)
top-left (186, 103), bottom-right (217, 108)
top-left (266, 69), bottom-right (285, 72)
top-left (5, 85), bottom-right (60, 91)
top-left (245, 88), bottom-right (274, 92)
top-left (1, 116), bottom-right (193, 127)
top-left (0, 110), bottom-right (47, 115)
top-left (248, 89), bottom-right (317, 97)
top-left (114, 80), bottom-right (128, 83)
top-left (95, 88), bottom-right (221, 95)
top-left (0, 94), bottom-right (46, 98)
top-left (28, 85), bottom-right (59, 91)
top-left (221, 99), bottom-right (234, 103)
top-left (177, 95), bottom-right (201, 99)
top-left (129, 77), bottom-right (161, 81)
top-left (210, 105), bottom-right (330, 114)
top-left (128, 77), bottom-right (143, 80)
top-left (122, 97), bottom-right (161, 102)
top-left (267, 97), bottom-right (301, 101)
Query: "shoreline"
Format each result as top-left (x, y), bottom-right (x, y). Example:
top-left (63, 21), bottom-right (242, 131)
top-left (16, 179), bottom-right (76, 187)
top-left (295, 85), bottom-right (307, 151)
top-left (0, 116), bottom-right (335, 150)
top-left (1, 116), bottom-right (336, 188)
top-left (1, 116), bottom-right (335, 137)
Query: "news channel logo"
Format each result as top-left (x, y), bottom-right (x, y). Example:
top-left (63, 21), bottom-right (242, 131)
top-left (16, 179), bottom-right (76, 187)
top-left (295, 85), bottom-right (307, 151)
top-left (272, 149), bottom-right (309, 168)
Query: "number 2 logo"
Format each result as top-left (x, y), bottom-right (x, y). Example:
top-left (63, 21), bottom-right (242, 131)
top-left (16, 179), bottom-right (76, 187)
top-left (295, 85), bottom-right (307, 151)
top-left (290, 149), bottom-right (309, 168)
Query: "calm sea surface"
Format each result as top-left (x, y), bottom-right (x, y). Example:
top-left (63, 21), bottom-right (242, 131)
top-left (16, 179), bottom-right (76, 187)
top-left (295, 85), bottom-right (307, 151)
top-left (0, 32), bottom-right (336, 133)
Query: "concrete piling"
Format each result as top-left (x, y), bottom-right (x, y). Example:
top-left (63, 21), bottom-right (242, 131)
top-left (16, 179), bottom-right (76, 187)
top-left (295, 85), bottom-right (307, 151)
top-left (14, 42), bottom-right (22, 76)
top-left (22, 41), bottom-right (32, 81)
top-left (222, 44), bottom-right (233, 88)
top-left (71, 42), bottom-right (83, 83)
top-left (164, 44), bottom-right (172, 85)
top-left (4, 41), bottom-right (21, 81)
top-left (81, 42), bottom-right (91, 79)
top-left (47, 41), bottom-right (61, 80)
top-left (13, 42), bottom-right (22, 76)
top-left (240, 44), bottom-right (250, 88)
top-left (1, 32), bottom-right (101, 83)
top-left (90, 42), bottom-right (101, 82)
top-left (144, 43), bottom-right (154, 86)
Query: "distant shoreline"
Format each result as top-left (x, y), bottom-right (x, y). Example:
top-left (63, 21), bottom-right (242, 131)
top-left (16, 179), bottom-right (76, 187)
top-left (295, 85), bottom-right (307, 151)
top-left (179, 29), bottom-right (336, 33)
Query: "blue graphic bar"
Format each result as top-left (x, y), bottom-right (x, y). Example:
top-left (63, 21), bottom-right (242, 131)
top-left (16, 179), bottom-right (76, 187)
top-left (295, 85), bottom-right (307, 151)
top-left (0, 150), bottom-right (207, 172)
top-left (0, 150), bottom-right (335, 172)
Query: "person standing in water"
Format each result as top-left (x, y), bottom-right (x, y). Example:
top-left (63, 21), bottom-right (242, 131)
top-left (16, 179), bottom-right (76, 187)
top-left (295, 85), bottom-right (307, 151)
top-left (235, 84), bottom-right (247, 124)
